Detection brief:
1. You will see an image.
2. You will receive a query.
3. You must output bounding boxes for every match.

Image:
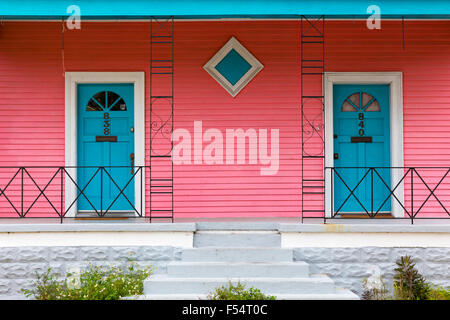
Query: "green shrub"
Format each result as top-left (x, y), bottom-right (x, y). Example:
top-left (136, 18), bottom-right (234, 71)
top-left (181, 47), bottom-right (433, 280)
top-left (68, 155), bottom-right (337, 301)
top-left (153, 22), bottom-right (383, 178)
top-left (22, 261), bottom-right (152, 300)
top-left (361, 273), bottom-right (389, 300)
top-left (207, 281), bottom-right (276, 300)
top-left (427, 286), bottom-right (450, 300)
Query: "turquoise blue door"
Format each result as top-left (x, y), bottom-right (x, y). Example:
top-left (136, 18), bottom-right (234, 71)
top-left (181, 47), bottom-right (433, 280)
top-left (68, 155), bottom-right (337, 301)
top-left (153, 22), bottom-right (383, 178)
top-left (77, 83), bottom-right (135, 212)
top-left (333, 84), bottom-right (391, 214)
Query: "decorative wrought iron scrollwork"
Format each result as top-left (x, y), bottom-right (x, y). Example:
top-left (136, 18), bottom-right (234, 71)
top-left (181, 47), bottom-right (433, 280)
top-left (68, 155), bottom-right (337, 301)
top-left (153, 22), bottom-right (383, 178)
top-left (150, 100), bottom-right (173, 157)
top-left (302, 98), bottom-right (325, 157)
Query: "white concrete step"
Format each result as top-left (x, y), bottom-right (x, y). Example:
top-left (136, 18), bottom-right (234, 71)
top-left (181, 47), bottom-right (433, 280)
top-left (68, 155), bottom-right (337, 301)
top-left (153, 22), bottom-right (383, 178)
top-left (182, 247), bottom-right (293, 262)
top-left (274, 288), bottom-right (360, 300)
top-left (144, 274), bottom-right (336, 295)
top-left (195, 222), bottom-right (279, 231)
top-left (129, 288), bottom-right (359, 300)
top-left (167, 261), bottom-right (309, 278)
top-left (194, 231), bottom-right (281, 247)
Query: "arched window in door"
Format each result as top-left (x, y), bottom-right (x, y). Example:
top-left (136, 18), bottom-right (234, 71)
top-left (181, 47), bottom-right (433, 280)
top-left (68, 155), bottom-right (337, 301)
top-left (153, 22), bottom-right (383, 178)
top-left (341, 92), bottom-right (381, 112)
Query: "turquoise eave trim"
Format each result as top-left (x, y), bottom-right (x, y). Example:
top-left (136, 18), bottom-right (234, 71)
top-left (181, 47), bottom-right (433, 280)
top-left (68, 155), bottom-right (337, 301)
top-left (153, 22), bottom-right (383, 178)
top-left (1, 0), bottom-right (450, 19)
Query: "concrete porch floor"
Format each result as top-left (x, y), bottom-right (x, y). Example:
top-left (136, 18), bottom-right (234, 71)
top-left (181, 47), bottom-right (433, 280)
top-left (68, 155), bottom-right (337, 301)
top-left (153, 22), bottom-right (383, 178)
top-left (0, 216), bottom-right (449, 226)
top-left (0, 216), bottom-right (449, 234)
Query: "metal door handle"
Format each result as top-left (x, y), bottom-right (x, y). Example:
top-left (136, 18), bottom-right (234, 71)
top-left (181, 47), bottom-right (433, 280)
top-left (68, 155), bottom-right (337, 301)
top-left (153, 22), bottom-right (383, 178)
top-left (130, 153), bottom-right (135, 174)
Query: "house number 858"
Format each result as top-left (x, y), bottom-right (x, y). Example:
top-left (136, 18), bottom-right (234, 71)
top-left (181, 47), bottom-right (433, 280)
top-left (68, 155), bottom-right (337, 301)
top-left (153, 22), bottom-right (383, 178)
top-left (104, 112), bottom-right (110, 135)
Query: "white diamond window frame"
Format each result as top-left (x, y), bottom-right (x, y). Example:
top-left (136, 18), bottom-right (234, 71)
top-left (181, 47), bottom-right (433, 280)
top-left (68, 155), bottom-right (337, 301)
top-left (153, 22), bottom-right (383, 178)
top-left (203, 37), bottom-right (264, 97)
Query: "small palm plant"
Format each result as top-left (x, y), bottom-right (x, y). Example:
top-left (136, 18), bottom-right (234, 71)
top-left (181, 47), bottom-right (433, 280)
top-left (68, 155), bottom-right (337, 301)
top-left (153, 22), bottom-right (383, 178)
top-left (393, 255), bottom-right (430, 300)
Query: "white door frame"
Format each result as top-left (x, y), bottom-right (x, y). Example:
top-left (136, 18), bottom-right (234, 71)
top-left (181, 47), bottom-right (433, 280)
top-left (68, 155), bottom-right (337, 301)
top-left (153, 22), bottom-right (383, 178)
top-left (65, 72), bottom-right (145, 217)
top-left (324, 72), bottom-right (404, 218)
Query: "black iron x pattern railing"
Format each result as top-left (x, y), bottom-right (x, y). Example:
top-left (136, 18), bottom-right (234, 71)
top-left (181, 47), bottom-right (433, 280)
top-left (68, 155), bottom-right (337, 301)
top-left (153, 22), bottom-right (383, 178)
top-left (0, 166), bottom-right (157, 223)
top-left (1, 166), bottom-right (450, 224)
top-left (323, 167), bottom-right (450, 224)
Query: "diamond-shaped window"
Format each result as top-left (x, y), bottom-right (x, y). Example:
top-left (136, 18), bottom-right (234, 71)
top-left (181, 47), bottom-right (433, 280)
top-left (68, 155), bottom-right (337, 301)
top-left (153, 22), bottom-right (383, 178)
top-left (214, 49), bottom-right (252, 85)
top-left (204, 37), bottom-right (263, 97)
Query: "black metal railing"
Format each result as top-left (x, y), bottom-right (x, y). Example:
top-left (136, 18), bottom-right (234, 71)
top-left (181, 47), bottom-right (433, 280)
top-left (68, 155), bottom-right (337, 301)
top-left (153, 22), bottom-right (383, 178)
top-left (313, 167), bottom-right (450, 224)
top-left (0, 166), bottom-right (170, 223)
top-left (1, 166), bottom-right (450, 224)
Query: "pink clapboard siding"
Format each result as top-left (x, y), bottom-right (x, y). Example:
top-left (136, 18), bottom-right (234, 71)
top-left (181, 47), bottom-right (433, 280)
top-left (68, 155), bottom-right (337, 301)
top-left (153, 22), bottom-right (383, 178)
top-left (0, 20), bottom-right (449, 218)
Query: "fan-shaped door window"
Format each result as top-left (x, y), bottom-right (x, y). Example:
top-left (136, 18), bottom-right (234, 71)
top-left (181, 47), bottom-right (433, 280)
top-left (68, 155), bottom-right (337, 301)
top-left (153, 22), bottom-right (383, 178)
top-left (341, 92), bottom-right (380, 112)
top-left (86, 91), bottom-right (127, 111)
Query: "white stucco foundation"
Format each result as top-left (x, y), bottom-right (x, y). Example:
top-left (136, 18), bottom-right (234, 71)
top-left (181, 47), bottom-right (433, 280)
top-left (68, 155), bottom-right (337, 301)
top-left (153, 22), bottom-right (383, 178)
top-left (0, 231), bottom-right (193, 248)
top-left (280, 223), bottom-right (450, 247)
top-left (281, 232), bottom-right (450, 248)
